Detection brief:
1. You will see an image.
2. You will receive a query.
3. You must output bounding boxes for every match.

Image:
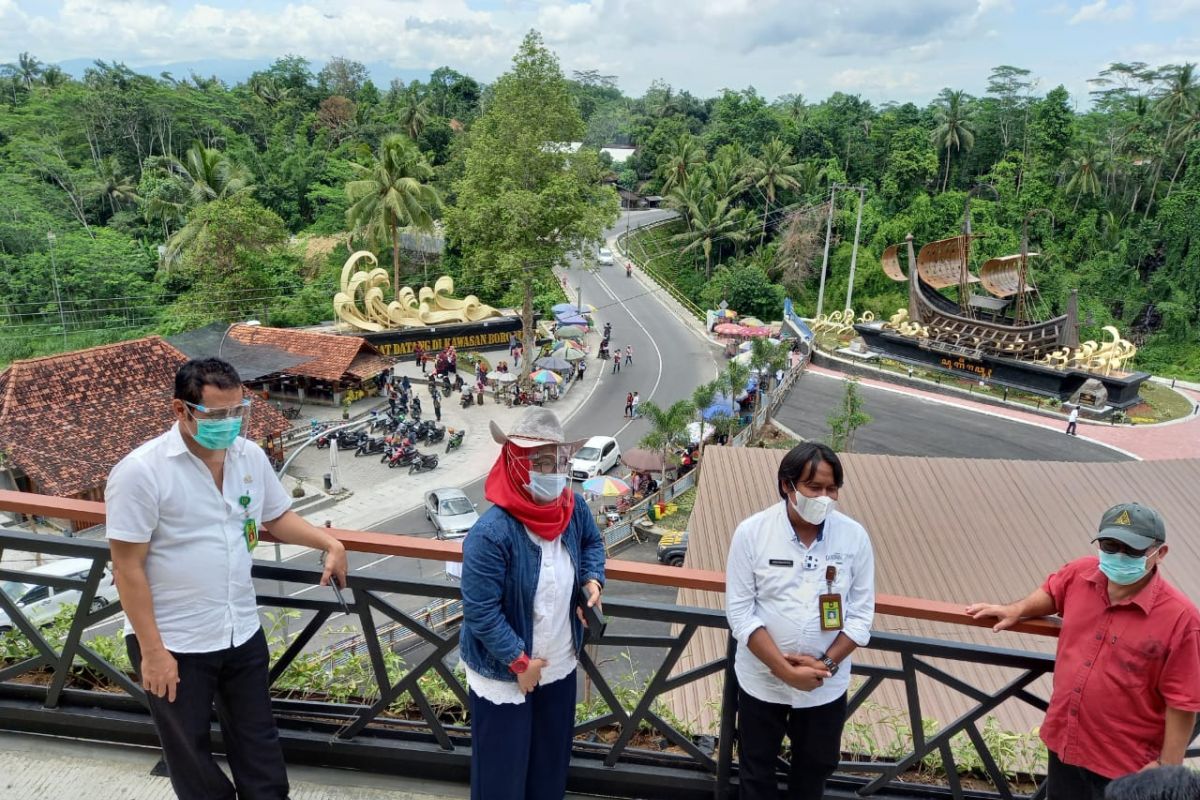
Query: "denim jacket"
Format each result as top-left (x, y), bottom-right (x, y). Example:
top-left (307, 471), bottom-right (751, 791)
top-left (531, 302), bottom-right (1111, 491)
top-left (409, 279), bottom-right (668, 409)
top-left (459, 493), bottom-right (607, 681)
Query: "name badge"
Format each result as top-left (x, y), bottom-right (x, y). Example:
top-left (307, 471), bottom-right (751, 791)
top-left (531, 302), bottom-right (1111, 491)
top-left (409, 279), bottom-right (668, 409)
top-left (243, 518), bottom-right (259, 552)
top-left (819, 566), bottom-right (843, 631)
top-left (768, 559), bottom-right (793, 567)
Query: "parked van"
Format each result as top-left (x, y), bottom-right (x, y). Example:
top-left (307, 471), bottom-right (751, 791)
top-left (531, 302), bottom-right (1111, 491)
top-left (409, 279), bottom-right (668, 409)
top-left (0, 558), bottom-right (119, 632)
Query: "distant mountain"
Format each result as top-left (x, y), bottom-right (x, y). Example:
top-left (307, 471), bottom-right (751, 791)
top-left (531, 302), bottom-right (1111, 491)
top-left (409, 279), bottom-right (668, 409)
top-left (55, 57), bottom-right (432, 89)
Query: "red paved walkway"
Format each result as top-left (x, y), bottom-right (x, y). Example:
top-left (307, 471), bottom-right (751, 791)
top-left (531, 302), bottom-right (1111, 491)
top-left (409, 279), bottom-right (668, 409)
top-left (806, 364), bottom-right (1200, 461)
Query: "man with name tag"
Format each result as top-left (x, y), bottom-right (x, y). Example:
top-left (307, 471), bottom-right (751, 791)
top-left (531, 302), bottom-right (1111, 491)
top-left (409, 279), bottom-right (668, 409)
top-left (726, 442), bottom-right (876, 800)
top-left (106, 358), bottom-right (348, 800)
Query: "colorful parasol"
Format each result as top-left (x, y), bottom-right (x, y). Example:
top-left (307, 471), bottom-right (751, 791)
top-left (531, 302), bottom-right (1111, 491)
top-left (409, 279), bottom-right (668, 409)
top-left (582, 476), bottom-right (631, 496)
top-left (555, 325), bottom-right (586, 340)
top-left (530, 369), bottom-right (563, 385)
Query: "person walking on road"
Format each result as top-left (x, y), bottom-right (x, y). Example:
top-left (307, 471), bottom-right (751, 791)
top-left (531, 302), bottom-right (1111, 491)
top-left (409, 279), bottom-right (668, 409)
top-left (624, 392), bottom-right (633, 419)
top-left (967, 503), bottom-right (1200, 800)
top-left (433, 393), bottom-right (442, 422)
top-left (612, 351), bottom-right (621, 374)
top-left (1066, 405), bottom-right (1079, 436)
top-left (624, 345), bottom-right (633, 366)
top-left (106, 358), bottom-right (348, 800)
top-left (631, 392), bottom-right (640, 419)
top-left (603, 322), bottom-right (611, 340)
top-left (460, 408), bottom-right (606, 800)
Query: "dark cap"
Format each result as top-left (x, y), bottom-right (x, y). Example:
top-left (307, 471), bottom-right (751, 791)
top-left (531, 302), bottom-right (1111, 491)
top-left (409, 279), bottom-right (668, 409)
top-left (1092, 503), bottom-right (1166, 551)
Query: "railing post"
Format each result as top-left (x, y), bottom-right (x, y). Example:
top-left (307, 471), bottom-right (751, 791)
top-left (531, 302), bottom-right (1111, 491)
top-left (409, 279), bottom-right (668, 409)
top-left (715, 635), bottom-right (738, 800)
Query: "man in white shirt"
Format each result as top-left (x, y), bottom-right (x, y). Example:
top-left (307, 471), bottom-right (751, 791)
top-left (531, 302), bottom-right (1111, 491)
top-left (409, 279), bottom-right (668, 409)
top-left (106, 358), bottom-right (348, 800)
top-left (1066, 405), bottom-right (1079, 436)
top-left (726, 442), bottom-right (875, 800)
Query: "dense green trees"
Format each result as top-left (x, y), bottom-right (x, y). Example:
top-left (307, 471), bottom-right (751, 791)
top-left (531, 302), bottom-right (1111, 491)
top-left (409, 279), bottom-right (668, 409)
top-left (0, 42), bottom-right (1196, 377)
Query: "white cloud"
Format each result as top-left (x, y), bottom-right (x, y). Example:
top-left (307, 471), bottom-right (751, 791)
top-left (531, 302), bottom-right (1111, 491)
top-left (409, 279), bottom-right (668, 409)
top-left (830, 66), bottom-right (920, 93)
top-left (1150, 0), bottom-right (1200, 21)
top-left (1068, 0), bottom-right (1135, 25)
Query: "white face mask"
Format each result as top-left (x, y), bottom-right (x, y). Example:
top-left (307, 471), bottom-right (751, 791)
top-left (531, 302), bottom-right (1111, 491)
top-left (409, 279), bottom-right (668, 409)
top-left (528, 472), bottom-right (568, 504)
top-left (790, 492), bottom-right (835, 525)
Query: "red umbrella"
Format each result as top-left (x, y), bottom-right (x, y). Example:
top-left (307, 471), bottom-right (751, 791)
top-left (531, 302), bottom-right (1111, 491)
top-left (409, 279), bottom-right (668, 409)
top-left (714, 323), bottom-right (744, 335)
top-left (620, 448), bottom-right (670, 473)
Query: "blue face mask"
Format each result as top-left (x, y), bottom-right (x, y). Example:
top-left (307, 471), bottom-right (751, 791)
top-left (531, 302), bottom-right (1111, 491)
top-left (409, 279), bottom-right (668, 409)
top-left (192, 417), bottom-right (243, 451)
top-left (1097, 549), bottom-right (1156, 586)
top-left (528, 473), bottom-right (568, 504)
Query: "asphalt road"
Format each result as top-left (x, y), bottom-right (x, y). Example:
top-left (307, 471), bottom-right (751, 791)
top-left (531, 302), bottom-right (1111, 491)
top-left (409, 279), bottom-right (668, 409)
top-left (775, 371), bottom-right (1132, 462)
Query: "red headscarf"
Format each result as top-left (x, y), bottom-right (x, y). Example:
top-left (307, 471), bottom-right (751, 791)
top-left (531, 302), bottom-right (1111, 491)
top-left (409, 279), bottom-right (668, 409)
top-left (484, 442), bottom-right (575, 540)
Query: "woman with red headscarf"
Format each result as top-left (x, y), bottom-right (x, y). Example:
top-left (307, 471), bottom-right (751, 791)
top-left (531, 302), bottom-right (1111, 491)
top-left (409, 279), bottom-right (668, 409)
top-left (459, 407), bottom-right (607, 800)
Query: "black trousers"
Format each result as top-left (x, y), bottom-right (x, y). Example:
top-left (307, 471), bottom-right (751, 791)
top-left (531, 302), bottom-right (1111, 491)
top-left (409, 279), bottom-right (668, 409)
top-left (1066, 421), bottom-right (1078, 435)
top-left (1047, 751), bottom-right (1109, 800)
top-left (127, 629), bottom-right (289, 800)
top-left (469, 670), bottom-right (576, 800)
top-left (737, 689), bottom-right (847, 800)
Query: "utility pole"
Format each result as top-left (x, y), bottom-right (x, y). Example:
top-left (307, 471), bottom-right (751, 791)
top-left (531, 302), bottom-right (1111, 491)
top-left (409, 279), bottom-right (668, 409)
top-left (815, 185), bottom-right (836, 320)
top-left (46, 231), bottom-right (67, 347)
top-left (521, 261), bottom-right (535, 381)
top-left (577, 284), bottom-right (584, 315)
top-left (844, 186), bottom-right (866, 314)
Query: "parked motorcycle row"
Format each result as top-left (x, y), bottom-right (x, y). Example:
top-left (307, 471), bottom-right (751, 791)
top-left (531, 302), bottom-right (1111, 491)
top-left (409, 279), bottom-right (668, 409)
top-left (304, 409), bottom-right (469, 475)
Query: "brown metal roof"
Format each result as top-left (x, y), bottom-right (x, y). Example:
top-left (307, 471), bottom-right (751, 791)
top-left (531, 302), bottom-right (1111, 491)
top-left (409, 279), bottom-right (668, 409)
top-left (227, 324), bottom-right (392, 383)
top-left (669, 446), bottom-right (1200, 736)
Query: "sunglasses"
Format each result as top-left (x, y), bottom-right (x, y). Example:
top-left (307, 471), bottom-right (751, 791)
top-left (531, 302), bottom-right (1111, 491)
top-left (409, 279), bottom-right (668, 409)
top-left (1097, 538), bottom-right (1159, 558)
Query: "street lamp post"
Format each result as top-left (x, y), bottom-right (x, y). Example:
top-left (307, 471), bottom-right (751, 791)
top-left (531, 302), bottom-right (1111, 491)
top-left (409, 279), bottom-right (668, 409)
top-left (217, 319), bottom-right (261, 360)
top-left (46, 232), bottom-right (67, 347)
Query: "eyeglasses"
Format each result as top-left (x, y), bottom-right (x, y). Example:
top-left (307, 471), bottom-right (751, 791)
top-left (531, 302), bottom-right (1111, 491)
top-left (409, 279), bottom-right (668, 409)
top-left (185, 399), bottom-right (252, 421)
top-left (521, 453), bottom-right (572, 473)
top-left (1097, 538), bottom-right (1158, 558)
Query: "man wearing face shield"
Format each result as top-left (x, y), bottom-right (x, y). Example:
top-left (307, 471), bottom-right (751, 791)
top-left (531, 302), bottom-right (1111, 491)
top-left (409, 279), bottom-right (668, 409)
top-left (968, 503), bottom-right (1200, 799)
top-left (459, 407), bottom-right (607, 800)
top-left (105, 358), bottom-right (348, 800)
top-left (725, 442), bottom-right (876, 800)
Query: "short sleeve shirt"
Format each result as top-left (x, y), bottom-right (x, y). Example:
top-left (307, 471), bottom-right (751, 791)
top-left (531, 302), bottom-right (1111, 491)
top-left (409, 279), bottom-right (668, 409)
top-left (105, 423), bottom-right (292, 653)
top-left (1039, 557), bottom-right (1200, 778)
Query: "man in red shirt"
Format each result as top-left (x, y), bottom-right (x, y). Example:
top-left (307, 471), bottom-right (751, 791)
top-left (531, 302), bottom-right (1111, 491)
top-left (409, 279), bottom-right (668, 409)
top-left (967, 502), bottom-right (1200, 800)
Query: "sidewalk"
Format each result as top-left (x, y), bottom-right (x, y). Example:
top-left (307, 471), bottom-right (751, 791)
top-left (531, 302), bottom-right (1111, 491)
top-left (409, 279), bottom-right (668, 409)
top-left (805, 363), bottom-right (1200, 461)
top-left (281, 338), bottom-right (607, 535)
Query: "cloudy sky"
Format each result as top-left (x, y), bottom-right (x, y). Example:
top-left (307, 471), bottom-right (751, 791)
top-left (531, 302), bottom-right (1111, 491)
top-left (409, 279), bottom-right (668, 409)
top-left (1, 0), bottom-right (1197, 104)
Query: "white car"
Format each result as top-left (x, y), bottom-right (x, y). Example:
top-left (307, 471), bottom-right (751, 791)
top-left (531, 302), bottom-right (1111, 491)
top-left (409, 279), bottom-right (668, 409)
top-left (0, 558), bottom-right (119, 632)
top-left (596, 247), bottom-right (614, 266)
top-left (570, 436), bottom-right (621, 481)
top-left (424, 488), bottom-right (479, 540)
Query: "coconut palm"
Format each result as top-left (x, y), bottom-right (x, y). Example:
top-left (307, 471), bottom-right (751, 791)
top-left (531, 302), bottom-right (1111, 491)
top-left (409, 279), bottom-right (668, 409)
top-left (1061, 141), bottom-right (1106, 211)
top-left (637, 398), bottom-right (696, 498)
top-left (930, 89), bottom-right (976, 193)
top-left (93, 157), bottom-right (140, 214)
top-left (345, 133), bottom-right (441, 291)
top-left (722, 360), bottom-right (752, 411)
top-left (397, 95), bottom-right (431, 141)
top-left (708, 144), bottom-right (749, 201)
top-left (657, 134), bottom-right (705, 194)
top-left (670, 191), bottom-right (750, 278)
top-left (14, 52), bottom-right (43, 88)
top-left (691, 380), bottom-right (719, 455)
top-left (1146, 63), bottom-right (1199, 215)
top-left (155, 141), bottom-right (255, 263)
top-left (746, 139), bottom-right (802, 246)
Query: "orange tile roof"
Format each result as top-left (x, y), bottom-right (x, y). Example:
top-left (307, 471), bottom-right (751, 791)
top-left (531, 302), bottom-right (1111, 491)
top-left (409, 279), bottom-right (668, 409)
top-left (0, 336), bottom-right (289, 498)
top-left (227, 324), bottom-right (391, 382)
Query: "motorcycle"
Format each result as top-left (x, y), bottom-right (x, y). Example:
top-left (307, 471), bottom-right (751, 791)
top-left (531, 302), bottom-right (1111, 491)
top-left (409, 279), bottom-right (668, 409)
top-left (445, 429), bottom-right (465, 453)
top-left (408, 453), bottom-right (439, 474)
top-left (354, 436), bottom-right (387, 457)
top-left (425, 425), bottom-right (446, 445)
top-left (336, 430), bottom-right (367, 450)
top-left (386, 446), bottom-right (420, 468)
top-left (460, 392), bottom-right (474, 409)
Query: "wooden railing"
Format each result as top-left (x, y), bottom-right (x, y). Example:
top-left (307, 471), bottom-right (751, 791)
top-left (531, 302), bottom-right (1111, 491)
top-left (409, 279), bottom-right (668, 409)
top-left (0, 490), bottom-right (1060, 638)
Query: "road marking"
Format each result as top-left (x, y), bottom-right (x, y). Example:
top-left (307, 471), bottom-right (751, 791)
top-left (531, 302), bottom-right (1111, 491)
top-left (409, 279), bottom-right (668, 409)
top-left (590, 270), bottom-right (665, 439)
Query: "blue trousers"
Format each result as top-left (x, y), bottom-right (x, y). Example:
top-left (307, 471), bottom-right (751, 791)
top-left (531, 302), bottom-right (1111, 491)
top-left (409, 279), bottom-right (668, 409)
top-left (469, 670), bottom-right (577, 800)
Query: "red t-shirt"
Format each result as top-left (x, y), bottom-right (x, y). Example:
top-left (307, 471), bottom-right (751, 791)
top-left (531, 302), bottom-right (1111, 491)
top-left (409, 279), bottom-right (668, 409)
top-left (1040, 557), bottom-right (1200, 778)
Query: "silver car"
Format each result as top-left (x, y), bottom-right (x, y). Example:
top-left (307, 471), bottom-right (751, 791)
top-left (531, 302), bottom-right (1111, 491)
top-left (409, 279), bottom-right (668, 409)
top-left (597, 247), bottom-right (614, 265)
top-left (0, 558), bottom-right (119, 632)
top-left (424, 489), bottom-right (479, 540)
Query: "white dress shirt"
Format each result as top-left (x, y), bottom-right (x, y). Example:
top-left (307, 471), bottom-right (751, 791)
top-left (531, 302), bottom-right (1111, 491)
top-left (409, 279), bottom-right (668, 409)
top-left (105, 423), bottom-right (292, 653)
top-left (726, 501), bottom-right (875, 708)
top-left (465, 529), bottom-right (577, 705)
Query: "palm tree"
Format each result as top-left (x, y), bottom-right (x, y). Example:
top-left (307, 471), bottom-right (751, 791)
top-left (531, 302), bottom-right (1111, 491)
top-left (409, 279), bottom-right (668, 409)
top-left (670, 191), bottom-right (749, 278)
top-left (722, 360), bottom-right (752, 413)
top-left (691, 380), bottom-right (719, 456)
top-left (746, 139), bottom-right (802, 246)
top-left (636, 398), bottom-right (696, 498)
top-left (345, 134), bottom-right (441, 291)
top-left (1061, 141), bottom-right (1106, 211)
top-left (41, 65), bottom-right (67, 89)
top-left (930, 89), bottom-right (976, 193)
top-left (15, 52), bottom-right (43, 88)
top-left (155, 141), bottom-right (255, 263)
top-left (657, 134), bottom-right (705, 194)
top-left (93, 157), bottom-right (140, 214)
top-left (709, 144), bottom-right (749, 201)
top-left (1146, 63), bottom-right (1199, 216)
top-left (795, 160), bottom-right (827, 200)
top-left (397, 95), bottom-right (431, 141)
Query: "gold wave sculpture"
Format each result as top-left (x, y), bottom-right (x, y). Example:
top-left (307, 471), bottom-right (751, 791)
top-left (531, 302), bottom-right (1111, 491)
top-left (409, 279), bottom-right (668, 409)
top-left (334, 252), bottom-right (502, 331)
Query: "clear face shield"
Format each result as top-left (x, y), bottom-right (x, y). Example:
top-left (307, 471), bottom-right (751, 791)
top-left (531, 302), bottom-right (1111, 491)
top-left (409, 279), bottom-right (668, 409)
top-left (505, 443), bottom-right (573, 505)
top-left (182, 397), bottom-right (253, 454)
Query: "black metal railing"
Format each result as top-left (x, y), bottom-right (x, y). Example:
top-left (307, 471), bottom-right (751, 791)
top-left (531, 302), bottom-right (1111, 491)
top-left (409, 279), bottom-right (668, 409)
top-left (3, 527), bottom-right (1196, 800)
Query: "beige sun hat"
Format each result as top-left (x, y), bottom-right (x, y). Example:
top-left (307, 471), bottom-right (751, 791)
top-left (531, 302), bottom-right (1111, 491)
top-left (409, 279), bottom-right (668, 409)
top-left (489, 407), bottom-right (587, 451)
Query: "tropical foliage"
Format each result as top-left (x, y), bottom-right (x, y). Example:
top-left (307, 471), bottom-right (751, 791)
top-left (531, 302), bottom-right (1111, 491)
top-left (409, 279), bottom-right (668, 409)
top-left (0, 45), bottom-right (1196, 376)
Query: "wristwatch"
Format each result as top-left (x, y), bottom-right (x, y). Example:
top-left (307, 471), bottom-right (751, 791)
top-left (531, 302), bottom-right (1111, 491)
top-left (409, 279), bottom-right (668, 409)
top-left (509, 653), bottom-right (530, 675)
top-left (819, 654), bottom-right (839, 676)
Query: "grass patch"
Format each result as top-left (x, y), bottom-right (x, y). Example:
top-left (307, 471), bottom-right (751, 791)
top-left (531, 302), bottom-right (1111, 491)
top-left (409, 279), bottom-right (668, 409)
top-left (1134, 381), bottom-right (1194, 423)
top-left (655, 487), bottom-right (695, 532)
